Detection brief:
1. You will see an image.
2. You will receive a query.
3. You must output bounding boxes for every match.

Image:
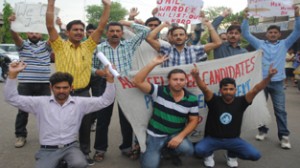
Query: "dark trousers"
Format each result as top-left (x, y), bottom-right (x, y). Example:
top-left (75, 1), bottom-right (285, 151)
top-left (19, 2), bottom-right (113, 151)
top-left (15, 83), bottom-right (51, 138)
top-left (89, 75), bottom-right (106, 125)
top-left (70, 88), bottom-right (91, 155)
top-left (94, 79), bottom-right (133, 152)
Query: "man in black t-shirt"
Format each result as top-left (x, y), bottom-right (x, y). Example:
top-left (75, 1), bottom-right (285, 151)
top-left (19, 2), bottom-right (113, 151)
top-left (191, 64), bottom-right (277, 168)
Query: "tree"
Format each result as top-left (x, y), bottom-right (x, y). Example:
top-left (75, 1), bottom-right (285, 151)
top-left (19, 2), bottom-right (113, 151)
top-left (1, 3), bottom-right (48, 44)
top-left (203, 6), bottom-right (259, 29)
top-left (86, 2), bottom-right (127, 26)
top-left (203, 6), bottom-right (259, 48)
top-left (1, 3), bottom-right (13, 43)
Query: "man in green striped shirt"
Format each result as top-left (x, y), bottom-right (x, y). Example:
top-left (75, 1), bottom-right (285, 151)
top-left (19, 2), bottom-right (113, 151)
top-left (133, 55), bottom-right (199, 168)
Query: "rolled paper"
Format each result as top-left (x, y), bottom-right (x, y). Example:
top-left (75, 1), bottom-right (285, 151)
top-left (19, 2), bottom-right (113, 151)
top-left (97, 52), bottom-right (120, 77)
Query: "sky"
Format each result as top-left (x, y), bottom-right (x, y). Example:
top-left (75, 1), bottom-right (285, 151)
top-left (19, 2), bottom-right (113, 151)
top-left (1, 0), bottom-right (248, 23)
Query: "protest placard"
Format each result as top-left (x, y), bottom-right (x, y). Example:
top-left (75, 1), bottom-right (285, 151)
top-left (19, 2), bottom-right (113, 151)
top-left (247, 0), bottom-right (294, 18)
top-left (11, 2), bottom-right (60, 34)
top-left (155, 0), bottom-right (203, 24)
top-left (182, 0), bottom-right (204, 7)
top-left (116, 50), bottom-right (271, 152)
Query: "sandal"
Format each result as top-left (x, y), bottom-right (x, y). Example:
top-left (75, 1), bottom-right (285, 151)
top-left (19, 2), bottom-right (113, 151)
top-left (130, 147), bottom-right (140, 160)
top-left (122, 145), bottom-right (140, 160)
top-left (93, 152), bottom-right (104, 162)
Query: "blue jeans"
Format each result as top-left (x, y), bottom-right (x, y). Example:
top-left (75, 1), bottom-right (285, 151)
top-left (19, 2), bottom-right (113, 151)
top-left (141, 133), bottom-right (194, 168)
top-left (15, 83), bottom-right (51, 138)
top-left (259, 81), bottom-right (290, 140)
top-left (195, 136), bottom-right (261, 161)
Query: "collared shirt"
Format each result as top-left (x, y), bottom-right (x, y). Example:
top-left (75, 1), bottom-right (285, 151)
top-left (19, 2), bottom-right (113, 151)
top-left (96, 23), bottom-right (150, 75)
top-left (50, 36), bottom-right (97, 89)
top-left (147, 84), bottom-right (199, 137)
top-left (17, 40), bottom-right (51, 83)
top-left (241, 17), bottom-right (300, 81)
top-left (214, 42), bottom-right (248, 59)
top-left (285, 53), bottom-right (295, 68)
top-left (159, 43), bottom-right (207, 67)
top-left (4, 78), bottom-right (115, 146)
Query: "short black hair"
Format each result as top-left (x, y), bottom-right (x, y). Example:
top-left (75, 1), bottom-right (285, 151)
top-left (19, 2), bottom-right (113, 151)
top-left (86, 23), bottom-right (96, 31)
top-left (169, 26), bottom-right (187, 35)
top-left (219, 77), bottom-right (236, 89)
top-left (106, 22), bottom-right (123, 31)
top-left (167, 69), bottom-right (187, 79)
top-left (66, 20), bottom-right (85, 31)
top-left (50, 72), bottom-right (73, 86)
top-left (267, 25), bottom-right (280, 32)
top-left (145, 17), bottom-right (161, 26)
top-left (227, 25), bottom-right (241, 33)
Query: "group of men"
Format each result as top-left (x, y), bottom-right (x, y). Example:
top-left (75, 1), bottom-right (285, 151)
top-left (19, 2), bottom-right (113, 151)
top-left (4, 0), bottom-right (300, 167)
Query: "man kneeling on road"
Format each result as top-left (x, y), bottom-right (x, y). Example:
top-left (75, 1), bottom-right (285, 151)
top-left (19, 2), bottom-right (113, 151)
top-left (191, 64), bottom-right (277, 168)
top-left (4, 61), bottom-right (115, 168)
top-left (133, 55), bottom-right (199, 168)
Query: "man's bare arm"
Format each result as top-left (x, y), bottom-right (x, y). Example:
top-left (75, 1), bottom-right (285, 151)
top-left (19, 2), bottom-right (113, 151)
top-left (90, 0), bottom-right (111, 43)
top-left (146, 22), bottom-right (169, 52)
top-left (203, 19), bottom-right (222, 52)
top-left (46, 0), bottom-right (59, 42)
top-left (8, 14), bottom-right (23, 47)
top-left (191, 64), bottom-right (214, 101)
top-left (245, 65), bottom-right (277, 103)
top-left (133, 55), bottom-right (168, 93)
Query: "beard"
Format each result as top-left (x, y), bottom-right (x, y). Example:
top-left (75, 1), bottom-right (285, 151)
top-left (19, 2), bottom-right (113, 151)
top-left (55, 93), bottom-right (68, 101)
top-left (28, 38), bottom-right (41, 44)
top-left (222, 94), bottom-right (235, 101)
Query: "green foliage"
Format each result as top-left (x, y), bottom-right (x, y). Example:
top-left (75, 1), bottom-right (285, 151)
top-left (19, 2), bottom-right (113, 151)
top-left (204, 6), bottom-right (229, 21)
top-left (1, 3), bottom-right (13, 43)
top-left (203, 6), bottom-right (259, 48)
top-left (204, 6), bottom-right (259, 30)
top-left (86, 2), bottom-right (127, 26)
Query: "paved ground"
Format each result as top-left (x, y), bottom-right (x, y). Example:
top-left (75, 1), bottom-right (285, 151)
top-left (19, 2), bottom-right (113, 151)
top-left (0, 80), bottom-right (299, 168)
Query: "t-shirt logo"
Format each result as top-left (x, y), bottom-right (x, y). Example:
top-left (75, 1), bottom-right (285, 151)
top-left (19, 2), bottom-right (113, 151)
top-left (220, 112), bottom-right (232, 125)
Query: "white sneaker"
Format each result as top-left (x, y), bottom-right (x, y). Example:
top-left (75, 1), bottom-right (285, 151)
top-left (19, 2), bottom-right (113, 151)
top-left (255, 132), bottom-right (266, 141)
top-left (227, 157), bottom-right (238, 168)
top-left (204, 154), bottom-right (215, 167)
top-left (15, 137), bottom-right (26, 148)
top-left (281, 136), bottom-right (291, 149)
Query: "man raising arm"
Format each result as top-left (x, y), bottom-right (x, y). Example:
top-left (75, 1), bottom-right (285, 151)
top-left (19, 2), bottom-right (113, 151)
top-left (191, 64), bottom-right (277, 168)
top-left (133, 55), bottom-right (199, 168)
top-left (46, 0), bottom-right (111, 165)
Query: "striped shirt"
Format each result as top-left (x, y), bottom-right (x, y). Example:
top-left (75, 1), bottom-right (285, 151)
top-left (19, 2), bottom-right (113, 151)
top-left (50, 36), bottom-right (97, 89)
top-left (96, 23), bottom-right (150, 75)
top-left (17, 40), bottom-right (51, 83)
top-left (159, 43), bottom-right (207, 67)
top-left (147, 84), bottom-right (199, 137)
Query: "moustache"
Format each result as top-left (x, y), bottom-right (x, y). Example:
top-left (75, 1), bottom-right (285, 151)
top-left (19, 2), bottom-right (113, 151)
top-left (112, 35), bottom-right (119, 38)
top-left (224, 94), bottom-right (234, 98)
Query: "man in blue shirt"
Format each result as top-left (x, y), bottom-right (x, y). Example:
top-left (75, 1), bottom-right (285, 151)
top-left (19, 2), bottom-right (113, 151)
top-left (241, 6), bottom-right (300, 149)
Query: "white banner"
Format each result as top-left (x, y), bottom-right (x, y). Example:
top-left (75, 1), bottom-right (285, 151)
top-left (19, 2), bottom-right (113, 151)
top-left (247, 0), bottom-right (294, 18)
top-left (116, 50), bottom-right (271, 152)
top-left (155, 0), bottom-right (203, 24)
top-left (11, 3), bottom-right (60, 34)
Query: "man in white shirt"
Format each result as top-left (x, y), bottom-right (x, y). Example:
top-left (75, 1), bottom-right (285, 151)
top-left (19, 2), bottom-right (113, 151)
top-left (4, 62), bottom-right (115, 168)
